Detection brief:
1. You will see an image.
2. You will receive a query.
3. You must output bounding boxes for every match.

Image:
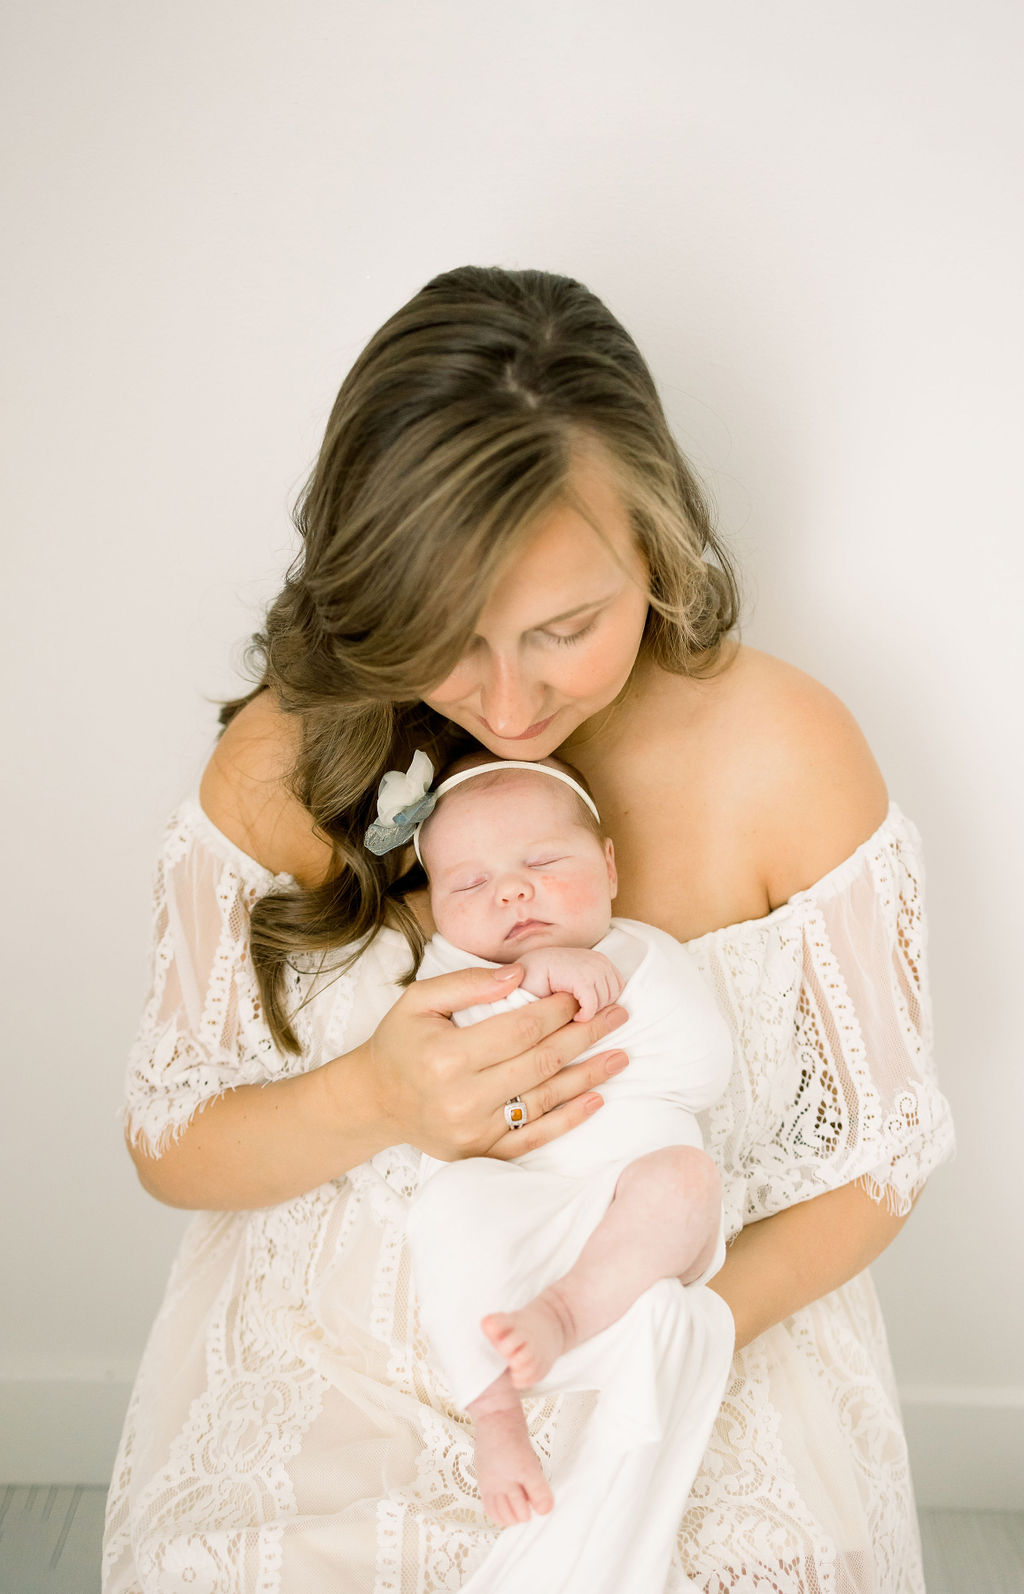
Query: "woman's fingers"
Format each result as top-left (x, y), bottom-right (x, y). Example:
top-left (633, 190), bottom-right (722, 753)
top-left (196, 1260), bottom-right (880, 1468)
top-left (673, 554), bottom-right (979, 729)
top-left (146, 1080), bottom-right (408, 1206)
top-left (486, 1056), bottom-right (625, 1160)
top-left (483, 999), bottom-right (630, 1156)
top-left (477, 994), bottom-right (625, 1074)
top-left (526, 1042), bottom-right (628, 1116)
top-left (481, 1000), bottom-right (627, 1094)
top-left (411, 962), bottom-right (526, 1020)
top-left (460, 988), bottom-right (582, 1067)
top-left (372, 966), bottom-right (627, 1160)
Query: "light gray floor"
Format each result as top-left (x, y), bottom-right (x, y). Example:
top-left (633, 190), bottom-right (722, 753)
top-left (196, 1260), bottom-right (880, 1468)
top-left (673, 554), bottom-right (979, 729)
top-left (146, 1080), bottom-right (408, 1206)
top-left (1, 1488), bottom-right (1022, 1593)
top-left (919, 1509), bottom-right (1024, 1594)
top-left (0, 1487), bottom-right (107, 1594)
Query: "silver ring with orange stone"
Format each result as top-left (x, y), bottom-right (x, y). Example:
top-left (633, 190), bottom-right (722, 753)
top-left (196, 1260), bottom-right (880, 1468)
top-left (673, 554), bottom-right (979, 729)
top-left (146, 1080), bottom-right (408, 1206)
top-left (503, 1096), bottom-right (527, 1131)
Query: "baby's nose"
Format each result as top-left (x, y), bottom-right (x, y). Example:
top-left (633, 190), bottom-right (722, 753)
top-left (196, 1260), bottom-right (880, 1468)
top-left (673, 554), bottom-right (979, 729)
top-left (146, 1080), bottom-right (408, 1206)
top-left (497, 873), bottom-right (532, 904)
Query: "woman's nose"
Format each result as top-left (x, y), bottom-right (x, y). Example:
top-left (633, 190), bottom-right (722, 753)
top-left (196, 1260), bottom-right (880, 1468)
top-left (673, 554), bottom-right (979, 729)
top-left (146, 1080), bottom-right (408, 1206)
top-left (478, 657), bottom-right (540, 738)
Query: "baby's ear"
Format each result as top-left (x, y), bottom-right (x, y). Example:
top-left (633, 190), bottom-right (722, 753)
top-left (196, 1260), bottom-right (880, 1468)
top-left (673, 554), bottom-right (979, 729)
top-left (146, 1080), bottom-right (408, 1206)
top-left (604, 837), bottom-right (618, 898)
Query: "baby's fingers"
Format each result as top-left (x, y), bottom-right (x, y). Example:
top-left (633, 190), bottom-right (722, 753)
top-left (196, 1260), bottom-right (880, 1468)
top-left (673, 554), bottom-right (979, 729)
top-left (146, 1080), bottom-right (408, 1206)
top-left (572, 988), bottom-right (599, 1022)
top-left (573, 974), bottom-right (616, 1020)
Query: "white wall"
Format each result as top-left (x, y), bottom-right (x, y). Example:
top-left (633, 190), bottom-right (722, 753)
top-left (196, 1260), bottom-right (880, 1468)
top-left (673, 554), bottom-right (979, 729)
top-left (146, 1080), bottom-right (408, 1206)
top-left (3, 0), bottom-right (1021, 1502)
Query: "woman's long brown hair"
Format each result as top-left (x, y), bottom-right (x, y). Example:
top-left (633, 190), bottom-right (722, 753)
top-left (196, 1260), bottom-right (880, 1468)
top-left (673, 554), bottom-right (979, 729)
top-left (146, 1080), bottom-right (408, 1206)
top-left (220, 266), bottom-right (740, 1051)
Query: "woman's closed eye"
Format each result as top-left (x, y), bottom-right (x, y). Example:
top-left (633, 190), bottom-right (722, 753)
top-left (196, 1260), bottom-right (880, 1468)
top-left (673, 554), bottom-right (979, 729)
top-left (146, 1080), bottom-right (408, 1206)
top-left (543, 618), bottom-right (598, 648)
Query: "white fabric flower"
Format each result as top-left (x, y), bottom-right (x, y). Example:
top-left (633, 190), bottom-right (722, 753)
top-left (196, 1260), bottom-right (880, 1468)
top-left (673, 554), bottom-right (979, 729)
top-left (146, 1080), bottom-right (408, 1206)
top-left (375, 751), bottom-right (434, 825)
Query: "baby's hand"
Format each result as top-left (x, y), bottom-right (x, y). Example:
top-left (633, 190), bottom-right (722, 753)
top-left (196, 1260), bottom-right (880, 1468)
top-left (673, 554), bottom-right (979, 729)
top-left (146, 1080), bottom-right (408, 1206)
top-left (516, 948), bottom-right (625, 1022)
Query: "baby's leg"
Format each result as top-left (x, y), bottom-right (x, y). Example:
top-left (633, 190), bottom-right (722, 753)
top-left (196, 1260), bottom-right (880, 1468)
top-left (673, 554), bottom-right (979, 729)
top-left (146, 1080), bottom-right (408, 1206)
top-left (466, 1369), bottom-right (554, 1525)
top-left (483, 1146), bottom-right (721, 1390)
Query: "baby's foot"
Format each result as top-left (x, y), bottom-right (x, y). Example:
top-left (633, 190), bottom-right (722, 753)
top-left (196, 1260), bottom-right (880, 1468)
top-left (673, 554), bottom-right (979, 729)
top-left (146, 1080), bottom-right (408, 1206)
top-left (472, 1406), bottom-right (554, 1526)
top-left (482, 1287), bottom-right (576, 1390)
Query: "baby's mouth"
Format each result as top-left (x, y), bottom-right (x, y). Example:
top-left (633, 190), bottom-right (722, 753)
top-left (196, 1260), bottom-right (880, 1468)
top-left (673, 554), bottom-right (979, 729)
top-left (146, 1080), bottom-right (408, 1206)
top-left (505, 918), bottom-right (551, 941)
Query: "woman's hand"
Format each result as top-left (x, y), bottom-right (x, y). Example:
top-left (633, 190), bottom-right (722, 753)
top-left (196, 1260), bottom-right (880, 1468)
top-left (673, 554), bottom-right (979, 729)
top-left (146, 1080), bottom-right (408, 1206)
top-left (129, 960), bottom-right (626, 1212)
top-left (361, 962), bottom-right (628, 1162)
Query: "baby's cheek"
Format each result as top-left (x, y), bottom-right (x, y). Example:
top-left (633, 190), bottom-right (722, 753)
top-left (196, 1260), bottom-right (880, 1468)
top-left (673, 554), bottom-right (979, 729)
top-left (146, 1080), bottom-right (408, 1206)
top-left (548, 879), bottom-right (588, 913)
top-left (542, 874), bottom-right (611, 923)
top-left (432, 896), bottom-right (464, 942)
top-left (434, 897), bottom-right (503, 959)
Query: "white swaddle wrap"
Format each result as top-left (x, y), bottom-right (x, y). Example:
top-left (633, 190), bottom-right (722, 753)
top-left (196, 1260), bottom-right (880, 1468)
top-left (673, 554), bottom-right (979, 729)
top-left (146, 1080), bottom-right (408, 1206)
top-left (406, 917), bottom-right (737, 1593)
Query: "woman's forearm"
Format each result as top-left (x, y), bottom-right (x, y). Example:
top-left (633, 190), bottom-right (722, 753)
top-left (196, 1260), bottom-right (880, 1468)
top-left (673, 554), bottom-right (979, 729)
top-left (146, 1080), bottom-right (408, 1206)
top-left (127, 1041), bottom-right (388, 1211)
top-left (707, 1180), bottom-right (913, 1350)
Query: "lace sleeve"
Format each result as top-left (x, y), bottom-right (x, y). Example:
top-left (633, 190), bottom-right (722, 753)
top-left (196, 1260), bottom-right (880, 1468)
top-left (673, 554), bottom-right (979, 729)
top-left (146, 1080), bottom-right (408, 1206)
top-left (770, 814), bottom-right (954, 1217)
top-left (695, 810), bottom-right (956, 1230)
top-left (122, 801), bottom-right (301, 1157)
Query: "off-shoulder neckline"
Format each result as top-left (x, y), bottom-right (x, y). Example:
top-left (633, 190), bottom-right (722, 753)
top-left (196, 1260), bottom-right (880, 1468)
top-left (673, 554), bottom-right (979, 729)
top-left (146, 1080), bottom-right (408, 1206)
top-left (178, 793), bottom-right (300, 889)
top-left (683, 800), bottom-right (918, 948)
top-left (176, 792), bottom-right (916, 947)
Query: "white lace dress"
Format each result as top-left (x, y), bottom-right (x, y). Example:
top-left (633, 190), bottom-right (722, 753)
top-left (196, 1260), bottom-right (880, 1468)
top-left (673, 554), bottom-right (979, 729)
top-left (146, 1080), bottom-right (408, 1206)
top-left (102, 796), bottom-right (954, 1594)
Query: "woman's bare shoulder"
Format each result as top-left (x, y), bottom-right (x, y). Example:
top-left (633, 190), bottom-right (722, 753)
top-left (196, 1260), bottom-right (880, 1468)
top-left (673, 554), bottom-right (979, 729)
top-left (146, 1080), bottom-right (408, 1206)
top-left (198, 691), bottom-right (335, 888)
top-left (724, 647), bottom-right (889, 904)
top-left (644, 645), bottom-right (890, 906)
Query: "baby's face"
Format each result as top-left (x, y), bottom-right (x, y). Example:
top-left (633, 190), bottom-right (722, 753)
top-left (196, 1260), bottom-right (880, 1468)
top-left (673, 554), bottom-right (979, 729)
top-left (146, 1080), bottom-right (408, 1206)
top-left (421, 772), bottom-right (617, 963)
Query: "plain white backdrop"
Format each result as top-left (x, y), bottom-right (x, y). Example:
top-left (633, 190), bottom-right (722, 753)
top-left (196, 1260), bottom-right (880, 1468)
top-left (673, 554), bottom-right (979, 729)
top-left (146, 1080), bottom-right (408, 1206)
top-left (2, 0), bottom-right (1021, 1502)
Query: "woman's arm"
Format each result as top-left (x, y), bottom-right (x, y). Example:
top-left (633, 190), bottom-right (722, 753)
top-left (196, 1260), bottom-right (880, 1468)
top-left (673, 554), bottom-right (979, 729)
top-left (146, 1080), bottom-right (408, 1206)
top-left (707, 1182), bottom-right (912, 1349)
top-left (128, 698), bottom-right (627, 1210)
top-left (700, 656), bottom-right (921, 1346)
top-left (128, 973), bottom-right (627, 1210)
top-left (128, 1046), bottom-right (385, 1210)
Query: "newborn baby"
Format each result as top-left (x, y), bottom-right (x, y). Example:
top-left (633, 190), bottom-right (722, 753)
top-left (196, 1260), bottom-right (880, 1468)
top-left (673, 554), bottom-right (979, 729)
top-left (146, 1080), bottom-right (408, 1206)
top-left (386, 754), bottom-right (733, 1532)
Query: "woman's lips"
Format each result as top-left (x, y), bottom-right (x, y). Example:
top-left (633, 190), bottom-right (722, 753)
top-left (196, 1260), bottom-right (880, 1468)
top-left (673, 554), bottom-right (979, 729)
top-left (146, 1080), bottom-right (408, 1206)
top-left (479, 713), bottom-right (556, 742)
top-left (505, 919), bottom-right (550, 940)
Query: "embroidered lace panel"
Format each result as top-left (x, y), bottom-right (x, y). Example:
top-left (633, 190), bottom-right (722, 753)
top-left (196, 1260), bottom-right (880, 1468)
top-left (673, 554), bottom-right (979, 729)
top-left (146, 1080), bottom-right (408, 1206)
top-left (105, 799), bottom-right (951, 1594)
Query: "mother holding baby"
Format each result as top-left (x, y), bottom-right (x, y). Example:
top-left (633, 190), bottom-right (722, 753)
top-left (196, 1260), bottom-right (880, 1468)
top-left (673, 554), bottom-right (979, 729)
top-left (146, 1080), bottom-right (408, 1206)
top-left (103, 266), bottom-right (953, 1594)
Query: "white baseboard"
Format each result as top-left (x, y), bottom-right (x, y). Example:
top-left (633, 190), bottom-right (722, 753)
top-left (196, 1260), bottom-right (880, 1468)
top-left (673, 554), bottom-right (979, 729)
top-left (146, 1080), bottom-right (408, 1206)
top-left (0, 1379), bottom-right (133, 1486)
top-left (2, 1378), bottom-right (1022, 1508)
top-left (900, 1385), bottom-right (1024, 1511)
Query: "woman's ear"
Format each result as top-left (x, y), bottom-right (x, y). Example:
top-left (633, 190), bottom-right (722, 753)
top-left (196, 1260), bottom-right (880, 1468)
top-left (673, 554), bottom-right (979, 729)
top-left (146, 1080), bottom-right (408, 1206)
top-left (604, 837), bottom-right (617, 899)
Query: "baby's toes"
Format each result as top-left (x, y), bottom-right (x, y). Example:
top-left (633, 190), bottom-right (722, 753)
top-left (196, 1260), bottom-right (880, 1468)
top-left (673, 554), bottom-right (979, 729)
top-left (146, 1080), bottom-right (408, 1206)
top-left (507, 1483), bottom-right (531, 1524)
top-left (480, 1312), bottom-right (503, 1344)
top-left (483, 1490), bottom-right (512, 1527)
top-left (502, 1340), bottom-right (529, 1377)
top-left (508, 1351), bottom-right (539, 1390)
top-left (526, 1474), bottom-right (554, 1515)
top-left (481, 1313), bottom-right (520, 1356)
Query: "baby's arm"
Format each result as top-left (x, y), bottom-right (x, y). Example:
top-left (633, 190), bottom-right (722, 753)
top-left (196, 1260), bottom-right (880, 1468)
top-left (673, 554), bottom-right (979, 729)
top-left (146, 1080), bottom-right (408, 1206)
top-left (516, 947), bottom-right (624, 1022)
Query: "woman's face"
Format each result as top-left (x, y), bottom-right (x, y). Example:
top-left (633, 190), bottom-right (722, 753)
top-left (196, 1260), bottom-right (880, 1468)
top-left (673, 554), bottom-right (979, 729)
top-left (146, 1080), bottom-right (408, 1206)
top-left (423, 449), bottom-right (650, 758)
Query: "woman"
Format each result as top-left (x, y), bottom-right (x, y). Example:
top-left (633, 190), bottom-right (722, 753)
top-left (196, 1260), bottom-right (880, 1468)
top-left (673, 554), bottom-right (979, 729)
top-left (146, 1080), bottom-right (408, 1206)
top-left (103, 266), bottom-right (953, 1593)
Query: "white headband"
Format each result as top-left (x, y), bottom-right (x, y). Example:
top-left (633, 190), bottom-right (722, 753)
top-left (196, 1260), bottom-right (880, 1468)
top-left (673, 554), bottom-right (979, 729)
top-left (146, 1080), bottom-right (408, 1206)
top-left (412, 760), bottom-right (601, 865)
top-left (361, 750), bottom-right (601, 861)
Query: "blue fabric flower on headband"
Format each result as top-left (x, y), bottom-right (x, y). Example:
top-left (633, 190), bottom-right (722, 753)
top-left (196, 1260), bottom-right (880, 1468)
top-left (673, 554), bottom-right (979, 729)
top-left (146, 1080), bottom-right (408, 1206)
top-left (364, 751), bottom-right (438, 856)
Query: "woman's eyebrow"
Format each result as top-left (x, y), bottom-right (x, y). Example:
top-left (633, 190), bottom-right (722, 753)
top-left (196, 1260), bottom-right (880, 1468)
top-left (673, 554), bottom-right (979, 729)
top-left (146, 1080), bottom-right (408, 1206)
top-left (529, 592), bottom-right (618, 627)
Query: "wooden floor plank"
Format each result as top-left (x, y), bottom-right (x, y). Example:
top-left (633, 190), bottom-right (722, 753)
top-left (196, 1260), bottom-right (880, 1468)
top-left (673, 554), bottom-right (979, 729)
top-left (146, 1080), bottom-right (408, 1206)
top-left (1, 1491), bottom-right (1022, 1592)
top-left (0, 1485), bottom-right (105, 1594)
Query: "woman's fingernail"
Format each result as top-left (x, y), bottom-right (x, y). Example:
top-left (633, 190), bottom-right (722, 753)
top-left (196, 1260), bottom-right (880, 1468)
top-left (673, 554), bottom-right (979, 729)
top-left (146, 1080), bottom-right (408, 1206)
top-left (583, 1094), bottom-right (604, 1114)
top-left (495, 965), bottom-right (522, 982)
top-left (607, 1053), bottom-right (629, 1074)
top-left (606, 1005), bottom-right (627, 1025)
